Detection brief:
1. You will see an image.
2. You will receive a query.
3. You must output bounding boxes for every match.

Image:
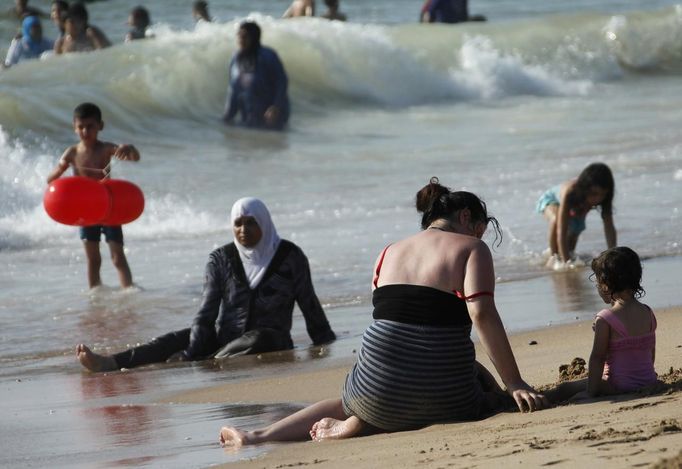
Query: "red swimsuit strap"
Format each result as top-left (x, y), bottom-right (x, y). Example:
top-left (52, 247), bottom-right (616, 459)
top-left (373, 245), bottom-right (391, 288)
top-left (455, 290), bottom-right (494, 301)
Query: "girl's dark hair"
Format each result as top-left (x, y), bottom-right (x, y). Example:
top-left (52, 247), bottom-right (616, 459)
top-left (591, 246), bottom-right (644, 298)
top-left (568, 162), bottom-right (615, 218)
top-left (415, 177), bottom-right (502, 246)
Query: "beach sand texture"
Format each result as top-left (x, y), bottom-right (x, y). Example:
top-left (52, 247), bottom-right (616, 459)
top-left (165, 307), bottom-right (682, 468)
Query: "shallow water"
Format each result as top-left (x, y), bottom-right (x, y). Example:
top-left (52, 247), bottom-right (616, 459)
top-left (1, 0), bottom-right (682, 467)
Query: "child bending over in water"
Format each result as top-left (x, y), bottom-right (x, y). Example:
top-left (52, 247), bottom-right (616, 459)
top-left (548, 247), bottom-right (657, 401)
top-left (537, 162), bottom-right (617, 271)
top-left (47, 103), bottom-right (140, 290)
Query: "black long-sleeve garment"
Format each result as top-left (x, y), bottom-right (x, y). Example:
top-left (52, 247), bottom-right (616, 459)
top-left (184, 239), bottom-right (336, 359)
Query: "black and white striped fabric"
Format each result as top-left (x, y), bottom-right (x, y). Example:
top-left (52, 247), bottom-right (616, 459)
top-left (341, 319), bottom-right (483, 432)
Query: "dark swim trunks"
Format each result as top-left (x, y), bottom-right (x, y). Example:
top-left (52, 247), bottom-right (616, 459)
top-left (79, 225), bottom-right (124, 244)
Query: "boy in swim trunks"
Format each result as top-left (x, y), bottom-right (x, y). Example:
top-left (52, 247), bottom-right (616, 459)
top-left (47, 103), bottom-right (141, 289)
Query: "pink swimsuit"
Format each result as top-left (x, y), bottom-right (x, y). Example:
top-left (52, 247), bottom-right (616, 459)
top-left (596, 308), bottom-right (657, 392)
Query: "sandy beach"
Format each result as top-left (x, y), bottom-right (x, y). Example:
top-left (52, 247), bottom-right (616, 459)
top-left (164, 306), bottom-right (682, 468)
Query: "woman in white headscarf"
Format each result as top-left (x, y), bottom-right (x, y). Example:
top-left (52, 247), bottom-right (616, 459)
top-left (76, 197), bottom-right (336, 372)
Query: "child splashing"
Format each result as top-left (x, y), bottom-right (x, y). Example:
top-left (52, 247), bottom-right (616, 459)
top-left (548, 247), bottom-right (657, 401)
top-left (537, 163), bottom-right (617, 271)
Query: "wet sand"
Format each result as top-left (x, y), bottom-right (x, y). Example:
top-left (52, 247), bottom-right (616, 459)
top-left (166, 307), bottom-right (682, 468)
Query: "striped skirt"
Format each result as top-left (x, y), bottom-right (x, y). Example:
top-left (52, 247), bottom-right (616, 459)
top-left (342, 320), bottom-right (483, 432)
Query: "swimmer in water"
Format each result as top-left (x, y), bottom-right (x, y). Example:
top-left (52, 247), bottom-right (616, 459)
top-left (192, 0), bottom-right (211, 23)
top-left (321, 0), bottom-right (346, 21)
top-left (283, 0), bottom-right (315, 18)
top-left (54, 3), bottom-right (111, 54)
top-left (125, 6), bottom-right (152, 42)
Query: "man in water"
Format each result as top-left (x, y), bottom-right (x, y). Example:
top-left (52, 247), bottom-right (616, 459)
top-left (223, 21), bottom-right (290, 130)
top-left (421, 0), bottom-right (485, 24)
top-left (321, 0), bottom-right (347, 21)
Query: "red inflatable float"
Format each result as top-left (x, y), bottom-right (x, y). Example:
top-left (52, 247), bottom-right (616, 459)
top-left (100, 179), bottom-right (145, 225)
top-left (44, 176), bottom-right (145, 226)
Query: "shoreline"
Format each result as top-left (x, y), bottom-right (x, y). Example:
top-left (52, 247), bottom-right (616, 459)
top-left (161, 306), bottom-right (682, 468)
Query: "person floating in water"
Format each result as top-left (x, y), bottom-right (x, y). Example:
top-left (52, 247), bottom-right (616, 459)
top-left (3, 16), bottom-right (53, 69)
top-left (420, 0), bottom-right (486, 23)
top-left (223, 21), bottom-right (290, 130)
top-left (536, 162), bottom-right (617, 271)
top-left (321, 0), bottom-right (346, 21)
top-left (283, 0), bottom-right (315, 18)
top-left (75, 197), bottom-right (336, 372)
top-left (47, 103), bottom-right (141, 290)
top-left (125, 6), bottom-right (152, 42)
top-left (54, 3), bottom-right (111, 54)
top-left (192, 0), bottom-right (211, 23)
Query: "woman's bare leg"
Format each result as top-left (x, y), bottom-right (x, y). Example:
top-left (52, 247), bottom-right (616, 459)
top-left (220, 398), bottom-right (348, 447)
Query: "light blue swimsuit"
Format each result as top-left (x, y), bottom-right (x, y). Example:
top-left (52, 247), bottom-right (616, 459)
top-left (536, 185), bottom-right (587, 235)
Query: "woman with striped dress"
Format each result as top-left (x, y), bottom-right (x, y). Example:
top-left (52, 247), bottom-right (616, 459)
top-left (219, 178), bottom-right (548, 446)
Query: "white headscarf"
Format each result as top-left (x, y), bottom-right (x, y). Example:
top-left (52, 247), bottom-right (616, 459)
top-left (231, 197), bottom-right (281, 289)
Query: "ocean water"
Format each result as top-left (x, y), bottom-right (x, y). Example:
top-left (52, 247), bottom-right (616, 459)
top-left (1, 0), bottom-right (682, 467)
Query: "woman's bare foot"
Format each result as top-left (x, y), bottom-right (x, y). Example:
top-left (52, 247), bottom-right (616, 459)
top-left (76, 344), bottom-right (118, 372)
top-left (309, 416), bottom-right (364, 441)
top-left (219, 426), bottom-right (260, 447)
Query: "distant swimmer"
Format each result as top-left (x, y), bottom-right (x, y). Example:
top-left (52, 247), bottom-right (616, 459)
top-left (125, 6), bottom-right (152, 42)
top-left (223, 21), bottom-right (290, 130)
top-left (12, 0), bottom-right (48, 21)
top-left (3, 16), bottom-right (53, 69)
top-left (192, 0), bottom-right (211, 23)
top-left (321, 0), bottom-right (346, 21)
top-left (420, 0), bottom-right (486, 24)
top-left (47, 103), bottom-right (141, 289)
top-left (283, 0), bottom-right (315, 18)
top-left (54, 3), bottom-right (111, 54)
top-left (50, 0), bottom-right (68, 39)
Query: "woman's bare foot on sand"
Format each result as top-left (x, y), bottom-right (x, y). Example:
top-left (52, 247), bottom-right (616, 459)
top-left (219, 426), bottom-right (260, 447)
top-left (309, 416), bottom-right (364, 441)
top-left (76, 344), bottom-right (118, 372)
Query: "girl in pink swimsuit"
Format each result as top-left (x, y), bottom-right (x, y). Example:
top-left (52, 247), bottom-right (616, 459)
top-left (588, 247), bottom-right (657, 394)
top-left (548, 247), bottom-right (657, 402)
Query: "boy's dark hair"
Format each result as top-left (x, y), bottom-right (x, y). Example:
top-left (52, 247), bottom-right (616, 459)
top-left (131, 6), bottom-right (150, 28)
top-left (591, 246), bottom-right (644, 298)
top-left (193, 0), bottom-right (208, 11)
top-left (569, 162), bottom-right (615, 218)
top-left (67, 2), bottom-right (88, 23)
top-left (74, 102), bottom-right (102, 122)
top-left (239, 21), bottom-right (261, 47)
top-left (415, 177), bottom-right (503, 246)
top-left (52, 1), bottom-right (68, 10)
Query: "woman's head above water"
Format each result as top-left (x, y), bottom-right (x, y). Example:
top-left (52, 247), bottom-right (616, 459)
top-left (415, 177), bottom-right (502, 245)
